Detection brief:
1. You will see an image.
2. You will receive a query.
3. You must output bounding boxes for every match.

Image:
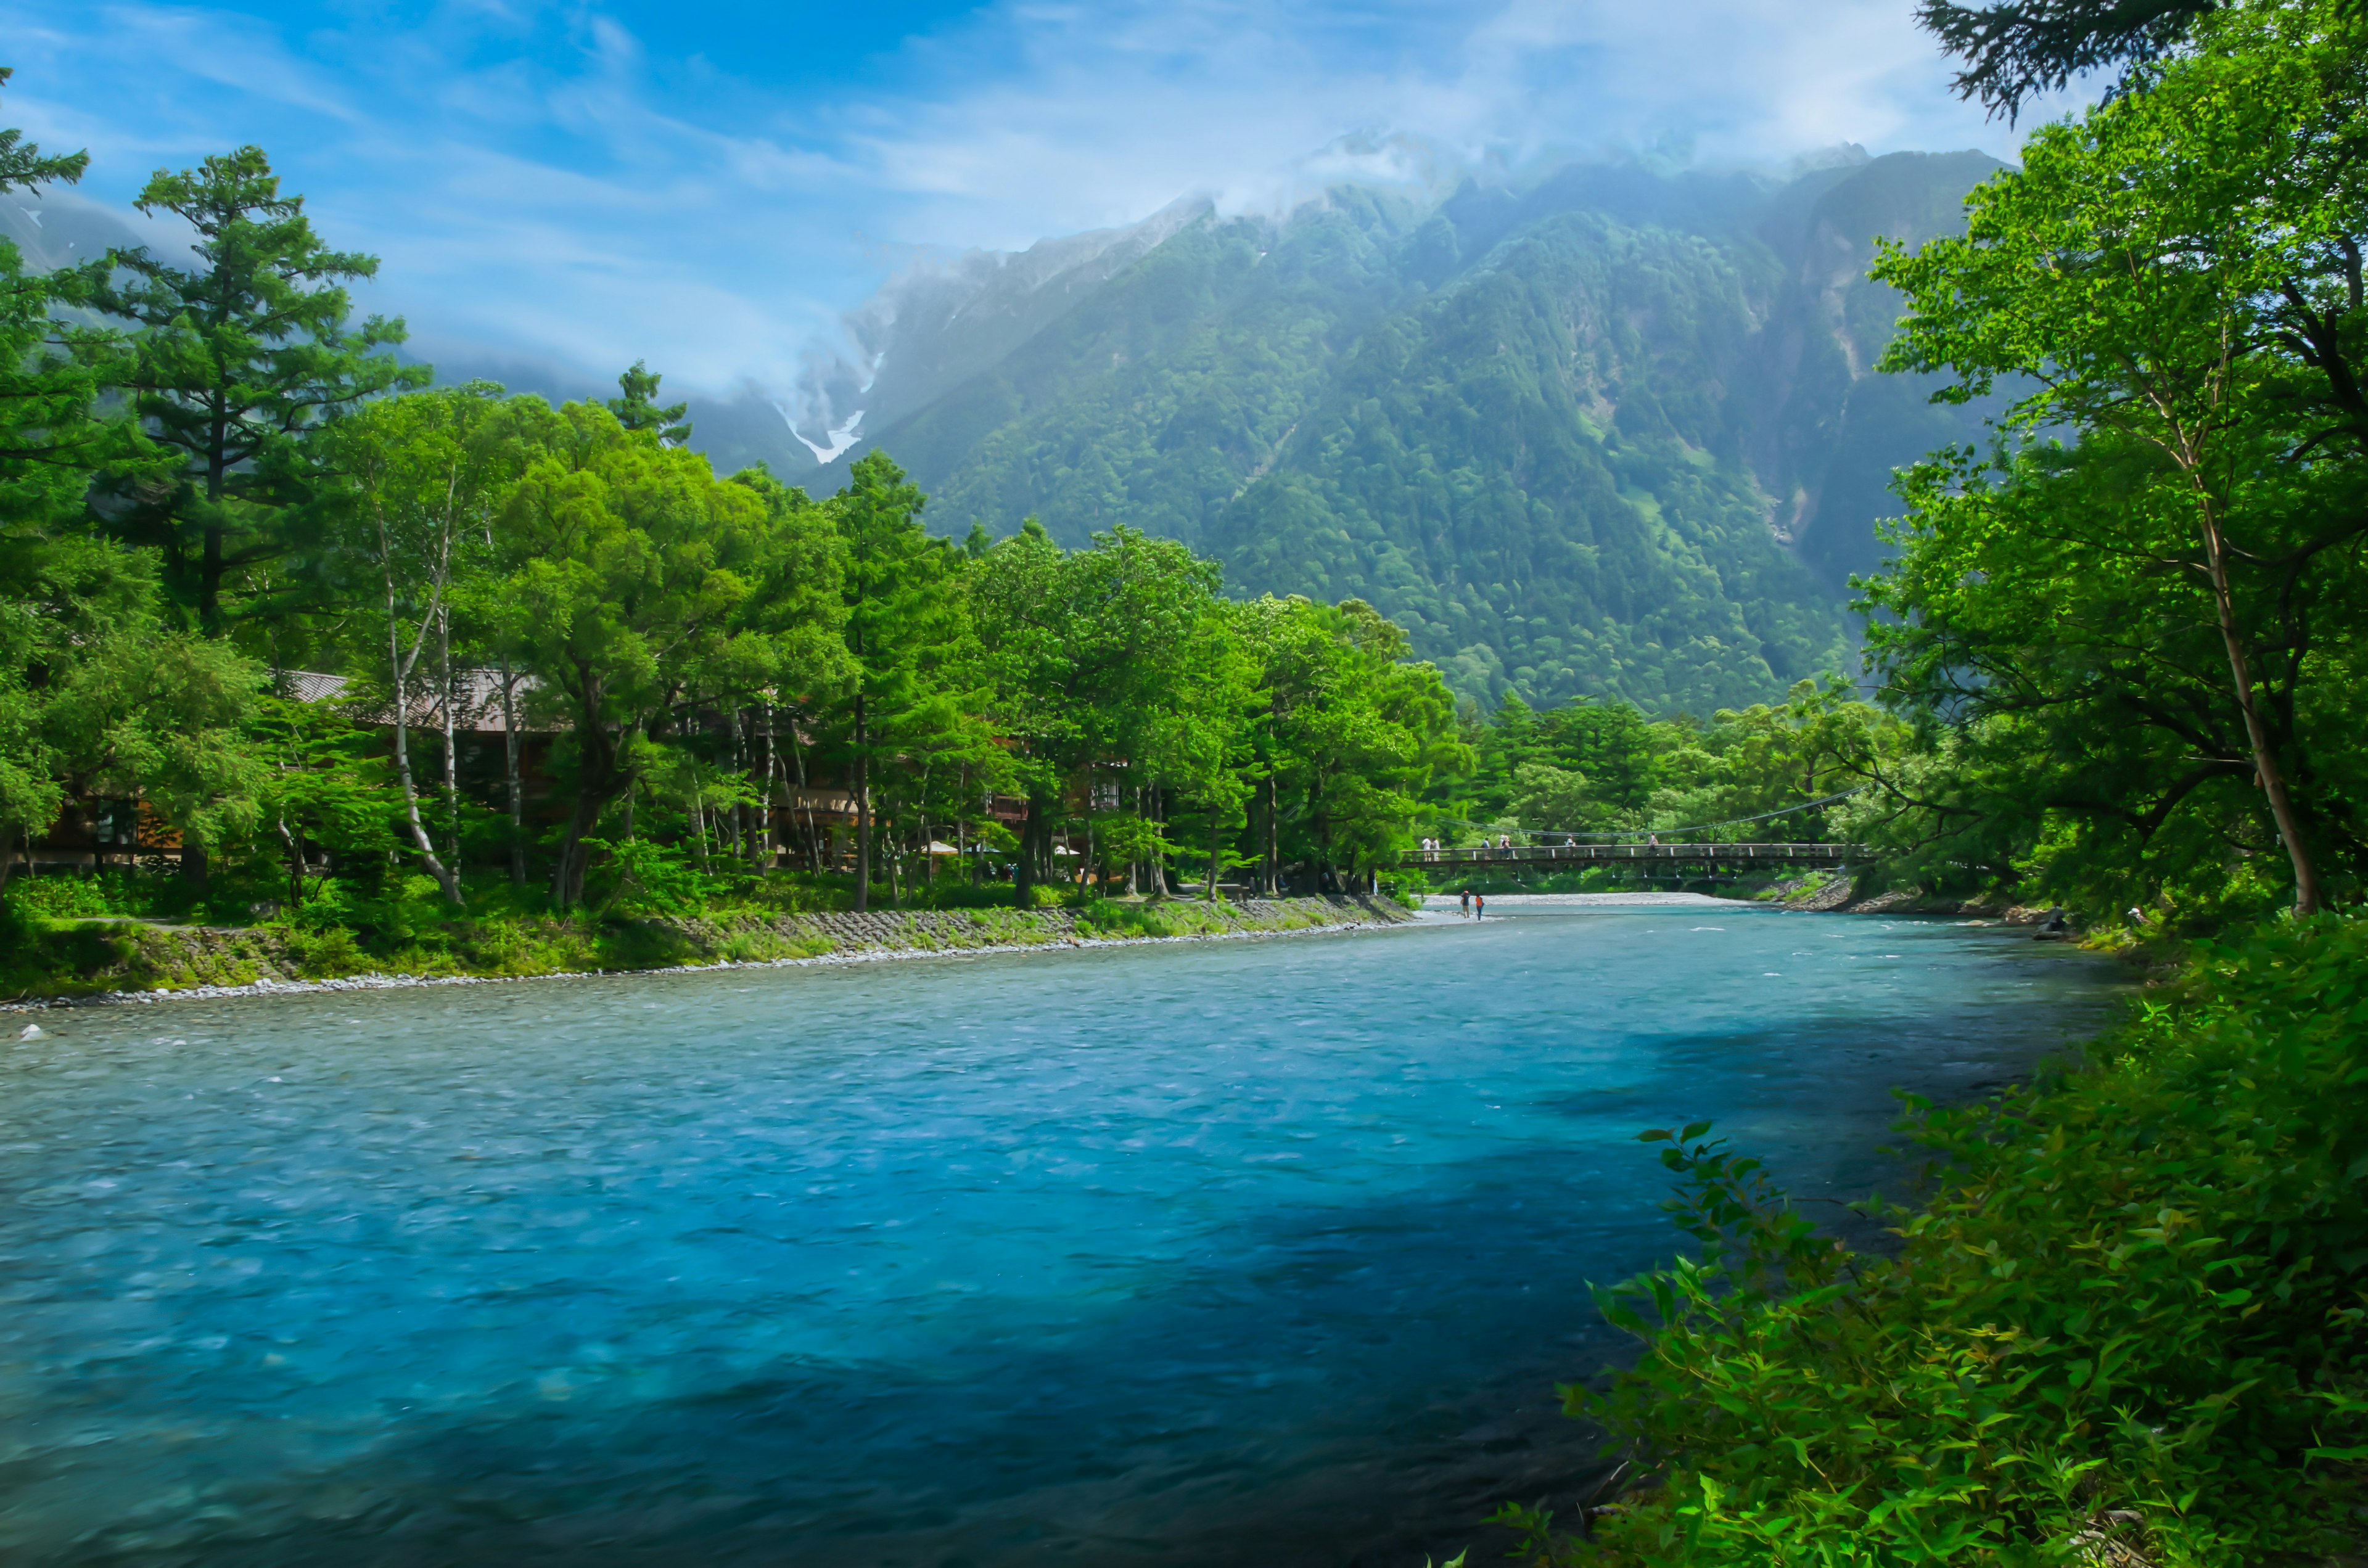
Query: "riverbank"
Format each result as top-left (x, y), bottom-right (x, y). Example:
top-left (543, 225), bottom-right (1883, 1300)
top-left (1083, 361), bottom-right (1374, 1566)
top-left (1, 894), bottom-right (1416, 1011)
top-left (1503, 913), bottom-right (2368, 1566)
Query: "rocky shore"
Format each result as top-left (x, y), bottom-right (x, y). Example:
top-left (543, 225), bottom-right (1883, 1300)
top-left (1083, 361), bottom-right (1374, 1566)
top-left (1762, 873), bottom-right (2072, 928)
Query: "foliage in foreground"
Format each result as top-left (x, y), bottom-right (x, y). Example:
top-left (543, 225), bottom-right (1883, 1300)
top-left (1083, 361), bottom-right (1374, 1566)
top-left (1507, 915), bottom-right (2368, 1566)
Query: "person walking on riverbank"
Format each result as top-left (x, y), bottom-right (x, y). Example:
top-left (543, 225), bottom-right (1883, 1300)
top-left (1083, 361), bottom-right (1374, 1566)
top-left (1474, 893), bottom-right (1486, 920)
top-left (1459, 889), bottom-right (1471, 919)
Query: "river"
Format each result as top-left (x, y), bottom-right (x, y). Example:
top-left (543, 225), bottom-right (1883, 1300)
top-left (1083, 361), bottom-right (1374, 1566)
top-left (0, 901), bottom-right (2121, 1566)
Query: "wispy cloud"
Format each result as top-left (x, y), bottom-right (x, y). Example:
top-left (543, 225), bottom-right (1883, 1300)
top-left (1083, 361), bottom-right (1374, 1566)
top-left (1, 0), bottom-right (2067, 400)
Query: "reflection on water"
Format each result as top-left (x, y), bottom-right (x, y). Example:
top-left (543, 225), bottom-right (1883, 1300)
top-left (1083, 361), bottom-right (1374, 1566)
top-left (0, 908), bottom-right (2118, 1566)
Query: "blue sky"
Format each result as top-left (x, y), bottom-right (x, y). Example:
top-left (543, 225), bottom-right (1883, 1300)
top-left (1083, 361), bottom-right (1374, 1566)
top-left (3, 1), bottom-right (2045, 401)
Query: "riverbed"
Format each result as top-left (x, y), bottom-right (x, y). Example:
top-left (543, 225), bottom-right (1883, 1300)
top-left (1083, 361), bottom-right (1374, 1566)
top-left (0, 903), bottom-right (2121, 1566)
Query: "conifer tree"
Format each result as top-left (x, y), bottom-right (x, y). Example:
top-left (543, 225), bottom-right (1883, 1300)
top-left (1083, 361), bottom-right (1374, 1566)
top-left (608, 359), bottom-right (691, 446)
top-left (0, 66), bottom-right (144, 534)
top-left (99, 146), bottom-right (422, 633)
top-left (1918, 0), bottom-right (2216, 117)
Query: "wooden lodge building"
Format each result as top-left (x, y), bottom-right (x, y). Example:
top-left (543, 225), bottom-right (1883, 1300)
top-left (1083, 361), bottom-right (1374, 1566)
top-left (7, 669), bottom-right (1014, 879)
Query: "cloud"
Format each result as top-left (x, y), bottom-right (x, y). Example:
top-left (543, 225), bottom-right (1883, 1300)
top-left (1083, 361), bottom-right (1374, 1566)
top-left (0, 0), bottom-right (2067, 402)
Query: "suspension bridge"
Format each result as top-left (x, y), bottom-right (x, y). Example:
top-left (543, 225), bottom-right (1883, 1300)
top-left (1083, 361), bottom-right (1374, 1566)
top-left (1399, 841), bottom-right (1860, 869)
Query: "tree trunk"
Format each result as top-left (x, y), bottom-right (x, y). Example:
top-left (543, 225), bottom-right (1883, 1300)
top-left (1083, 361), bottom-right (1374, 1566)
top-left (853, 694), bottom-right (871, 913)
top-left (376, 503), bottom-right (463, 907)
top-left (1265, 774), bottom-right (1279, 896)
top-left (1313, 780), bottom-right (1334, 895)
top-left (1206, 803), bottom-right (1222, 901)
top-left (2197, 498), bottom-right (2322, 914)
top-left (1147, 785), bottom-right (1166, 895)
top-left (759, 707), bottom-right (781, 869)
top-left (550, 708), bottom-right (633, 909)
top-left (958, 763), bottom-right (971, 887)
top-left (552, 771), bottom-right (627, 908)
top-left (1014, 792), bottom-right (1042, 903)
top-left (277, 815), bottom-right (305, 911)
top-left (500, 657), bottom-right (525, 890)
top-left (438, 603), bottom-right (459, 866)
top-left (390, 703), bottom-right (465, 908)
top-left (199, 407), bottom-right (226, 631)
top-left (386, 633), bottom-right (462, 907)
top-left (791, 724), bottom-right (821, 872)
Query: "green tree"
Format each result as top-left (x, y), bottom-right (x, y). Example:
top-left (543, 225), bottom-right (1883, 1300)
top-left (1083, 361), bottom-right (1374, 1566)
top-left (1918, 0), bottom-right (2217, 119)
top-left (1874, 0), bottom-right (2368, 914)
top-left (491, 401), bottom-right (806, 906)
top-left (0, 68), bottom-right (160, 879)
top-left (249, 697), bottom-right (397, 914)
top-left (717, 463), bottom-right (852, 874)
top-left (1508, 762), bottom-right (1592, 833)
top-left (321, 385), bottom-right (531, 906)
top-left (99, 145), bottom-right (422, 633)
top-left (969, 520), bottom-right (1227, 900)
top-left (831, 450), bottom-right (969, 911)
top-left (608, 359), bottom-right (691, 447)
top-left (41, 631), bottom-right (267, 882)
top-left (1245, 596), bottom-right (1467, 888)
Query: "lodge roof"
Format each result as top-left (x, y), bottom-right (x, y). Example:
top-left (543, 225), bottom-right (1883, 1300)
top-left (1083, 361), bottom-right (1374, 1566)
top-left (282, 669), bottom-right (545, 735)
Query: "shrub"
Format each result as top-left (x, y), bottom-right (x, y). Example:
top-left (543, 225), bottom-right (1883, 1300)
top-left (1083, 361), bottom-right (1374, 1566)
top-left (281, 924), bottom-right (367, 978)
top-left (1519, 916), bottom-right (2368, 1566)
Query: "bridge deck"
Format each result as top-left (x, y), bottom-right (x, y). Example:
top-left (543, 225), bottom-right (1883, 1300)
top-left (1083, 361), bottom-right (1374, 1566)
top-left (1402, 841), bottom-right (1857, 868)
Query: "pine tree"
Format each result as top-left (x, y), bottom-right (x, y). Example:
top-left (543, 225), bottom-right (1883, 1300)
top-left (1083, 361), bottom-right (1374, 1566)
top-left (608, 359), bottom-right (691, 446)
top-left (98, 145), bottom-right (423, 633)
top-left (1917, 0), bottom-right (2216, 118)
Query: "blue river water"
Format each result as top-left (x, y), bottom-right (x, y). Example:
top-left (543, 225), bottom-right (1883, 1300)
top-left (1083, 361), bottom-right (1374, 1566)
top-left (0, 903), bottom-right (2121, 1567)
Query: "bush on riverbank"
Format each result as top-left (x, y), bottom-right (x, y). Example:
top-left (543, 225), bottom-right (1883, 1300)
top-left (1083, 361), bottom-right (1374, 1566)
top-left (1505, 915), bottom-right (2368, 1566)
top-left (0, 869), bottom-right (1407, 1000)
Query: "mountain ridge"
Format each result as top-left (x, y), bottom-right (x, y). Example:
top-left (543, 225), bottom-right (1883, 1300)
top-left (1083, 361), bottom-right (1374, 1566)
top-left (828, 149), bottom-right (2005, 712)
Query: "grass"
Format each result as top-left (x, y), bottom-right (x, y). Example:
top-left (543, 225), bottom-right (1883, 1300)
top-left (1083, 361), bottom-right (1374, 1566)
top-left (0, 866), bottom-right (1394, 999)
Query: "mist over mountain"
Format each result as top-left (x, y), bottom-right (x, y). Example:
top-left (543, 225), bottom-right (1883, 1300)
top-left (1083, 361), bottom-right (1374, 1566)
top-left (804, 147), bottom-right (2004, 713)
top-left (9, 146), bottom-right (2005, 716)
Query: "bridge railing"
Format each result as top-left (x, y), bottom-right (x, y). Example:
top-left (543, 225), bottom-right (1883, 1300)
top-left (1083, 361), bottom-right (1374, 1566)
top-left (1397, 841), bottom-right (1860, 866)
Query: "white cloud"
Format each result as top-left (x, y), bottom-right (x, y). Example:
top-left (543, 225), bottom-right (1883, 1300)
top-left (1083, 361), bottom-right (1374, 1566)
top-left (1, 0), bottom-right (2076, 402)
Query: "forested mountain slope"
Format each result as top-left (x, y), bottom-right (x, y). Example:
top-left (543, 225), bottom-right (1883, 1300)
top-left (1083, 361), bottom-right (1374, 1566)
top-left (838, 149), bottom-right (2004, 713)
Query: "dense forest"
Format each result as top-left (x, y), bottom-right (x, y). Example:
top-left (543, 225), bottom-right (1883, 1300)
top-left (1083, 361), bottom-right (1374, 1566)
top-left (1, 18), bottom-right (2362, 943)
top-left (5, 0), bottom-right (2368, 1557)
top-left (0, 121), bottom-right (1464, 927)
top-left (0, 74), bottom-right (1949, 942)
